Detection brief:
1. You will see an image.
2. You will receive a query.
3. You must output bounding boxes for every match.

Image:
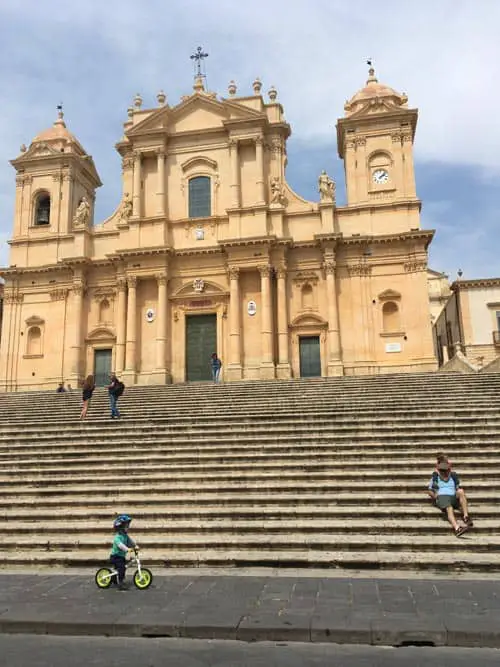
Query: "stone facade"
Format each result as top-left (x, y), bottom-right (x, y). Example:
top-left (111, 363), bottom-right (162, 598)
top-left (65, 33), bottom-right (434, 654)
top-left (434, 278), bottom-right (500, 368)
top-left (0, 68), bottom-right (437, 390)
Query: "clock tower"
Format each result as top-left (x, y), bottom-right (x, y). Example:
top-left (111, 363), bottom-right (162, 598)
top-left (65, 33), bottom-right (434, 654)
top-left (337, 67), bottom-right (418, 210)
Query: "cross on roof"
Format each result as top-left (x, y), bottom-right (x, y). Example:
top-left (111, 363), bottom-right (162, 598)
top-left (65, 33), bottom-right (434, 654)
top-left (190, 46), bottom-right (209, 77)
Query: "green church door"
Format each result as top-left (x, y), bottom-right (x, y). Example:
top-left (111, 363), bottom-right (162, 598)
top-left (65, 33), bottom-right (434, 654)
top-left (94, 348), bottom-right (112, 386)
top-left (299, 336), bottom-right (321, 378)
top-left (186, 314), bottom-right (217, 382)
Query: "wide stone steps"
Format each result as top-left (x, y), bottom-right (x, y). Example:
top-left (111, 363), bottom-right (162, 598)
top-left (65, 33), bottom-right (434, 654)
top-left (0, 548), bottom-right (498, 572)
top-left (1, 373), bottom-right (500, 571)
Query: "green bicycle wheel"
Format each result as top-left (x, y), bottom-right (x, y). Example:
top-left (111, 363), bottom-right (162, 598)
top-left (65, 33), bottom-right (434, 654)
top-left (133, 568), bottom-right (153, 589)
top-left (95, 567), bottom-right (113, 589)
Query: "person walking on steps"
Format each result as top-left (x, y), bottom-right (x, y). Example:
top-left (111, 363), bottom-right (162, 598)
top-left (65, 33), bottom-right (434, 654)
top-left (211, 352), bottom-right (222, 383)
top-left (107, 373), bottom-right (124, 419)
top-left (427, 458), bottom-right (473, 537)
top-left (110, 514), bottom-right (138, 590)
top-left (80, 375), bottom-right (95, 420)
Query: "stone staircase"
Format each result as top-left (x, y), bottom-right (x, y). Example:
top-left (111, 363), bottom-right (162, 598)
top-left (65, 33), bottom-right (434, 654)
top-left (1, 372), bottom-right (500, 573)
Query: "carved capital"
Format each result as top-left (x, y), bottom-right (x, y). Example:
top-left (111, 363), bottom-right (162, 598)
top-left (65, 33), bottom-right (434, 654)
top-left (276, 264), bottom-right (287, 280)
top-left (3, 290), bottom-right (17, 304)
top-left (121, 154), bottom-right (134, 171)
top-left (404, 260), bottom-right (427, 273)
top-left (323, 260), bottom-right (336, 275)
top-left (155, 273), bottom-right (168, 286)
top-left (50, 288), bottom-right (68, 302)
top-left (345, 139), bottom-right (356, 150)
top-left (133, 150), bottom-right (142, 162)
top-left (258, 264), bottom-right (272, 278)
top-left (391, 132), bottom-right (402, 143)
top-left (255, 135), bottom-right (264, 146)
top-left (62, 168), bottom-right (74, 182)
top-left (228, 138), bottom-right (238, 150)
top-left (116, 276), bottom-right (127, 292)
top-left (347, 263), bottom-right (372, 277)
top-left (72, 279), bottom-right (86, 296)
top-left (127, 275), bottom-right (138, 288)
top-left (155, 148), bottom-right (166, 159)
top-left (16, 174), bottom-right (33, 187)
top-left (227, 265), bottom-right (240, 280)
top-left (354, 136), bottom-right (366, 148)
top-left (402, 132), bottom-right (413, 143)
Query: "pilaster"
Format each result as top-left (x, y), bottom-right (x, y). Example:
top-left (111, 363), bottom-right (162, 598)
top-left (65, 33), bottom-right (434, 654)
top-left (259, 264), bottom-right (275, 379)
top-left (276, 263), bottom-right (291, 379)
top-left (226, 265), bottom-right (242, 380)
top-left (123, 275), bottom-right (137, 383)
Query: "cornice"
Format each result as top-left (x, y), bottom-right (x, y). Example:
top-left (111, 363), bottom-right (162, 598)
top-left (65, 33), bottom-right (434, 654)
top-left (107, 246), bottom-right (172, 259)
top-left (219, 235), bottom-right (277, 248)
top-left (452, 278), bottom-right (500, 291)
top-left (174, 245), bottom-right (223, 257)
top-left (337, 199), bottom-right (422, 216)
top-left (341, 230), bottom-right (434, 247)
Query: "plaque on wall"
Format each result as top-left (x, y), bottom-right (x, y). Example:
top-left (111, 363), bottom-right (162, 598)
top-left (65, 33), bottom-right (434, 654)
top-left (385, 342), bottom-right (402, 353)
top-left (146, 308), bottom-right (155, 323)
top-left (247, 300), bottom-right (257, 316)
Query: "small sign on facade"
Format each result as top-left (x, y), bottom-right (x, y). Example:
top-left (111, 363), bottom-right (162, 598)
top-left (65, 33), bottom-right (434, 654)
top-left (247, 300), bottom-right (257, 316)
top-left (146, 308), bottom-right (155, 323)
top-left (195, 227), bottom-right (204, 241)
top-left (385, 342), bottom-right (402, 353)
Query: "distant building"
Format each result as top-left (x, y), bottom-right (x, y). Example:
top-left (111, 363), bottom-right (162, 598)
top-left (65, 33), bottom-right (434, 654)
top-left (427, 268), bottom-right (451, 324)
top-left (0, 66), bottom-right (438, 391)
top-left (433, 278), bottom-right (500, 368)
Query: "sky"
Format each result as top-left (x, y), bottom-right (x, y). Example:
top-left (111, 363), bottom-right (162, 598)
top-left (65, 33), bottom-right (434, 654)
top-left (0, 0), bottom-right (498, 279)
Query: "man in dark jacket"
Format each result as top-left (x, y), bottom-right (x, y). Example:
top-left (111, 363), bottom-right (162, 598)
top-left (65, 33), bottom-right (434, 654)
top-left (107, 373), bottom-right (124, 419)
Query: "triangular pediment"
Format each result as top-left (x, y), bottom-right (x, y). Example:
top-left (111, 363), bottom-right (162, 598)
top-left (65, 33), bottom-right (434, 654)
top-left (127, 94), bottom-right (264, 137)
top-left (347, 99), bottom-right (404, 120)
top-left (18, 143), bottom-right (62, 160)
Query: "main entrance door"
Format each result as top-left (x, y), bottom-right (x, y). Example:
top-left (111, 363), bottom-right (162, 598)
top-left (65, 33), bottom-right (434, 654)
top-left (299, 336), bottom-right (321, 377)
top-left (94, 348), bottom-right (112, 386)
top-left (186, 314), bottom-right (217, 382)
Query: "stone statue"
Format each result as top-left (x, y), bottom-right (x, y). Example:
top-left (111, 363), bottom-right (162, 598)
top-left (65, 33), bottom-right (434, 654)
top-left (318, 170), bottom-right (335, 202)
top-left (73, 196), bottom-right (91, 227)
top-left (270, 176), bottom-right (285, 205)
top-left (117, 192), bottom-right (133, 224)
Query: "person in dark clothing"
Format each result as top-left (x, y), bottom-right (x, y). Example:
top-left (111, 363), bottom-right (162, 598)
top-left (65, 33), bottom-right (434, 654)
top-left (107, 373), bottom-right (124, 419)
top-left (211, 353), bottom-right (222, 383)
top-left (110, 514), bottom-right (137, 591)
top-left (80, 375), bottom-right (95, 420)
top-left (56, 382), bottom-right (66, 393)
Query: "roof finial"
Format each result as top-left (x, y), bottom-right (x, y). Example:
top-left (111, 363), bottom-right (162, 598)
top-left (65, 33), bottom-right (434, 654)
top-left (55, 103), bottom-right (66, 127)
top-left (366, 59), bottom-right (378, 84)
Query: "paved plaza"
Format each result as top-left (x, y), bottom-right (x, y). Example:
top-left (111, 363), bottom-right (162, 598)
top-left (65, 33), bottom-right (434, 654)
top-left (0, 572), bottom-right (499, 648)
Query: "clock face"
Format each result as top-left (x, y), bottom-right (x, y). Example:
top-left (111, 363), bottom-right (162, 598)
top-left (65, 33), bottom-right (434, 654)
top-left (372, 169), bottom-right (389, 185)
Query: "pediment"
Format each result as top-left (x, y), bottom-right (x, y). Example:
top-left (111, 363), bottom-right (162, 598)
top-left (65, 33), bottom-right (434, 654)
top-left (290, 313), bottom-right (328, 328)
top-left (127, 94), bottom-right (264, 137)
top-left (378, 289), bottom-right (401, 301)
top-left (86, 326), bottom-right (116, 341)
top-left (347, 99), bottom-right (403, 119)
top-left (19, 143), bottom-right (61, 160)
top-left (25, 315), bottom-right (45, 326)
top-left (173, 280), bottom-right (226, 298)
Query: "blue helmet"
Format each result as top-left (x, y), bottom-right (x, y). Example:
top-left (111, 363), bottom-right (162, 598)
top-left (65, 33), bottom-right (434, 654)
top-left (113, 514), bottom-right (132, 530)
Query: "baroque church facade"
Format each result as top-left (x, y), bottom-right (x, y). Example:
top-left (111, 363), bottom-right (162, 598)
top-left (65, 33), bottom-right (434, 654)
top-left (0, 68), bottom-right (437, 390)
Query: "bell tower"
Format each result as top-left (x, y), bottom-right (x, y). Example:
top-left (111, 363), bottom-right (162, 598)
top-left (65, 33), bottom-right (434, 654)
top-left (9, 109), bottom-right (101, 265)
top-left (337, 67), bottom-right (418, 209)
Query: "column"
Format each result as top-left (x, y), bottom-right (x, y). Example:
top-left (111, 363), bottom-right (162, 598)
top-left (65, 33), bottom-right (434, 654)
top-left (259, 265), bottom-right (275, 377)
top-left (132, 151), bottom-right (142, 218)
top-left (124, 275), bottom-right (137, 379)
top-left (229, 139), bottom-right (240, 208)
top-left (156, 150), bottom-right (166, 216)
top-left (70, 277), bottom-right (85, 382)
top-left (115, 277), bottom-right (127, 374)
top-left (324, 258), bottom-right (343, 375)
top-left (276, 264), bottom-right (291, 378)
top-left (228, 266), bottom-right (242, 375)
top-left (0, 292), bottom-right (15, 390)
top-left (155, 273), bottom-right (168, 375)
top-left (255, 136), bottom-right (265, 204)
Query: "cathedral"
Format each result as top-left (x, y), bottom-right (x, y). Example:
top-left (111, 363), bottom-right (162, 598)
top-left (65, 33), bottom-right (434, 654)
top-left (0, 67), bottom-right (437, 390)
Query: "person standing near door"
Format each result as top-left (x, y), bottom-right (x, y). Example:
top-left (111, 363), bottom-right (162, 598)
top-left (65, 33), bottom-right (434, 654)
top-left (211, 353), bottom-right (222, 383)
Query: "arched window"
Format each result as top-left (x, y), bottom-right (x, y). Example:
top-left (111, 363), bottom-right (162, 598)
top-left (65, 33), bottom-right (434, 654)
top-left (188, 176), bottom-right (211, 218)
top-left (27, 326), bottom-right (42, 355)
top-left (382, 301), bottom-right (400, 333)
top-left (35, 192), bottom-right (51, 225)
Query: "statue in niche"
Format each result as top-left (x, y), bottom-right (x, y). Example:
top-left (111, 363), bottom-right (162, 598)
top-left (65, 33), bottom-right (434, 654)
top-left (73, 196), bottom-right (91, 227)
top-left (270, 176), bottom-right (285, 205)
top-left (117, 192), bottom-right (133, 224)
top-left (318, 170), bottom-right (335, 202)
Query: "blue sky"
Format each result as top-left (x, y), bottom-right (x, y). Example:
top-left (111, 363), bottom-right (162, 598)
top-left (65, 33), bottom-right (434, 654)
top-left (0, 0), bottom-right (498, 278)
